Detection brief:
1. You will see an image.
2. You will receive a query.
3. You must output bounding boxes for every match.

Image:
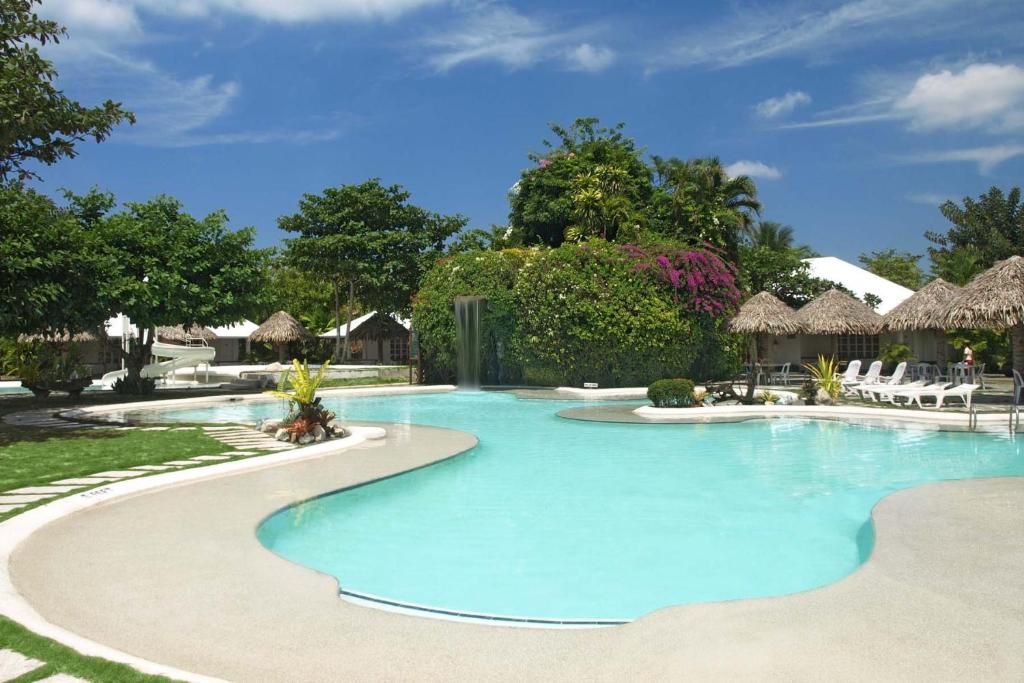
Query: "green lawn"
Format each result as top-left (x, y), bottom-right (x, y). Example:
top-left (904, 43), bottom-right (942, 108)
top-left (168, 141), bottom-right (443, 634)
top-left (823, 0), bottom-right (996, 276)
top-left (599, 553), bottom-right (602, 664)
top-left (0, 428), bottom-right (230, 494)
top-left (0, 615), bottom-right (178, 682)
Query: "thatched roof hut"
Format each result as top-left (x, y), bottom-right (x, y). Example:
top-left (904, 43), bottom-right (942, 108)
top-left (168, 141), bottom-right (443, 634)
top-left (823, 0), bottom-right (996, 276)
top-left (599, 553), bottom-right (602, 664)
top-left (943, 255), bottom-right (1024, 329)
top-left (251, 311), bottom-right (314, 362)
top-left (251, 311), bottom-right (313, 344)
top-left (728, 292), bottom-right (801, 335)
top-left (796, 289), bottom-right (882, 335)
top-left (943, 255), bottom-right (1024, 373)
top-left (157, 325), bottom-right (217, 343)
top-left (882, 278), bottom-right (960, 331)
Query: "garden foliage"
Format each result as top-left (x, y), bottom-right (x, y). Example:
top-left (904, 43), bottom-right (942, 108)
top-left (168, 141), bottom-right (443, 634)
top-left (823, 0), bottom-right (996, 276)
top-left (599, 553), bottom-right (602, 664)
top-left (414, 240), bottom-right (742, 387)
top-left (647, 379), bottom-right (697, 408)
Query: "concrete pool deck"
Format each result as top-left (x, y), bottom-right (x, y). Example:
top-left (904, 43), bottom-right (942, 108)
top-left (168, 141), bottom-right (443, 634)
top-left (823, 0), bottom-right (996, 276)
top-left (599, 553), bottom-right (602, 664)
top-left (6, 410), bottom-right (1024, 681)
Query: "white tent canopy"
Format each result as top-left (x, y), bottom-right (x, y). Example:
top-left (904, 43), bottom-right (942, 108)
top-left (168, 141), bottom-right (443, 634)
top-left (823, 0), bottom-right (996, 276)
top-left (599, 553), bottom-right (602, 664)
top-left (803, 256), bottom-right (913, 315)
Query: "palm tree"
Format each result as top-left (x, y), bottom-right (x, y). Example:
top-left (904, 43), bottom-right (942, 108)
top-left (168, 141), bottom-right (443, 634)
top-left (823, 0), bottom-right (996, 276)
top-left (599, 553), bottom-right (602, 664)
top-left (744, 221), bottom-right (794, 250)
top-left (651, 156), bottom-right (761, 254)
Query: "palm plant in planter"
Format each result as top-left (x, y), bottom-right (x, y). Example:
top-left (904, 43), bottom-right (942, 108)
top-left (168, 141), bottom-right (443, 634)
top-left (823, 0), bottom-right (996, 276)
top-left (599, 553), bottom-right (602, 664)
top-left (804, 355), bottom-right (843, 406)
top-left (265, 359), bottom-right (338, 443)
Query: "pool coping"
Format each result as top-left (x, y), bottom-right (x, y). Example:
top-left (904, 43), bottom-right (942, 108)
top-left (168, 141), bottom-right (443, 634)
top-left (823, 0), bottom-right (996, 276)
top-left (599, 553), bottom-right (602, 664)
top-left (53, 383), bottom-right (458, 425)
top-left (3, 388), bottom-right (1023, 681)
top-left (0, 425), bottom-right (387, 683)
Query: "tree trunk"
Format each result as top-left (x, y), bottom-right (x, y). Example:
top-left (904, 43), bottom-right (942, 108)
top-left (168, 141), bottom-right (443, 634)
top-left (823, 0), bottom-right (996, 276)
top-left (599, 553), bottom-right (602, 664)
top-left (342, 278), bottom-right (355, 362)
top-left (745, 335), bottom-right (758, 403)
top-left (332, 280), bottom-right (342, 364)
top-left (1012, 323), bottom-right (1024, 375)
top-left (124, 327), bottom-right (153, 383)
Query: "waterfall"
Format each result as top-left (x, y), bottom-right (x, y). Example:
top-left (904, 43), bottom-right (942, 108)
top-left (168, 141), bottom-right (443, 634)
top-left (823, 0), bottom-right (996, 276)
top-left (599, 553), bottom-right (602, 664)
top-left (454, 296), bottom-right (484, 388)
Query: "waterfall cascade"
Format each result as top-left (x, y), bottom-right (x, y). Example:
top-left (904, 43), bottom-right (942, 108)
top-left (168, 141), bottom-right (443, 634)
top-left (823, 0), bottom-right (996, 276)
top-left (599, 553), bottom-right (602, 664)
top-left (454, 296), bottom-right (485, 388)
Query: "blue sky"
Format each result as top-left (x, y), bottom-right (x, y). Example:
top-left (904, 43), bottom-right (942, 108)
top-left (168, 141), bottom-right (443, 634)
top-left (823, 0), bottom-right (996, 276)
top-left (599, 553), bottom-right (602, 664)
top-left (32, 0), bottom-right (1024, 263)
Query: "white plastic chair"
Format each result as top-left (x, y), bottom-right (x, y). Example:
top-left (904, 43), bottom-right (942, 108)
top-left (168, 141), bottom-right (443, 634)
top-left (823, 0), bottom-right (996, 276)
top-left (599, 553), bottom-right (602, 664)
top-left (859, 362), bottom-right (906, 400)
top-left (845, 360), bottom-right (882, 396)
top-left (769, 362), bottom-right (791, 385)
top-left (905, 383), bottom-right (980, 409)
top-left (839, 360), bottom-right (862, 393)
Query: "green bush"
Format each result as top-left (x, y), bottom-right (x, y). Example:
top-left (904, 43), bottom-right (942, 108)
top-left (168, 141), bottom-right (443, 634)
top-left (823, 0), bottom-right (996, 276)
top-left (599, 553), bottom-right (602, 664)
top-left (512, 241), bottom-right (698, 386)
top-left (413, 249), bottom-right (531, 384)
top-left (413, 239), bottom-right (743, 387)
top-left (647, 378), bottom-right (696, 407)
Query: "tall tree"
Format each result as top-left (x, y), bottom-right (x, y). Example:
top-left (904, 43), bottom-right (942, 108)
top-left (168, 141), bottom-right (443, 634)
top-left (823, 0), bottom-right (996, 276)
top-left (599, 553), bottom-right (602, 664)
top-left (280, 179), bottom-right (465, 362)
top-left (858, 248), bottom-right (925, 290)
top-left (739, 244), bottom-right (842, 308)
top-left (649, 156), bottom-right (761, 259)
top-left (0, 0), bottom-right (134, 180)
top-left (930, 245), bottom-right (984, 286)
top-left (926, 186), bottom-right (1024, 268)
top-left (0, 183), bottom-right (112, 337)
top-left (509, 117), bottom-right (653, 247)
top-left (95, 195), bottom-right (270, 387)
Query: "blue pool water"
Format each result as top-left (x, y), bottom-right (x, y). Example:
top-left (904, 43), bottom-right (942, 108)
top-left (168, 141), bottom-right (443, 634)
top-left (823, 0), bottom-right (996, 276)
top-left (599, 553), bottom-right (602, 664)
top-left (151, 391), bottom-right (1023, 621)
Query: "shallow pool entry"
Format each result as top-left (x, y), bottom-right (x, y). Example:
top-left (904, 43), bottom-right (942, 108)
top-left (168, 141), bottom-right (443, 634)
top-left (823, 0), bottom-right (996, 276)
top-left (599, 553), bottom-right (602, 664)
top-left (153, 391), bottom-right (1024, 621)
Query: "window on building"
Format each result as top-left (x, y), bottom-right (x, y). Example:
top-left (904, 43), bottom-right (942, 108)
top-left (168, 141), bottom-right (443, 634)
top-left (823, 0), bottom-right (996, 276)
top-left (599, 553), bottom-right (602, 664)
top-left (390, 335), bottom-right (410, 364)
top-left (836, 335), bottom-right (879, 362)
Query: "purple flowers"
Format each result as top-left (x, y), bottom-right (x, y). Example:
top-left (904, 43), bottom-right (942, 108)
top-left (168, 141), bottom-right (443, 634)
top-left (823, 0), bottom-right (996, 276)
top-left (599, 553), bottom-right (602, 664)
top-left (617, 243), bottom-right (740, 315)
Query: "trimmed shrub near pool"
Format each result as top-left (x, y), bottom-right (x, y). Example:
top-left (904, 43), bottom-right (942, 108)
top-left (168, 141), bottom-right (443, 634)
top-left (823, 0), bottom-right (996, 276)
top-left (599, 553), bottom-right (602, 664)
top-left (647, 378), bottom-right (697, 407)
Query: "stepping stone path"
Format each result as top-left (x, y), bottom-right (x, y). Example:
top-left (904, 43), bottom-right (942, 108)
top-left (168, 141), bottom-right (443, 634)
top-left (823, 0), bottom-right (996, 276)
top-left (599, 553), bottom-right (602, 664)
top-left (0, 413), bottom-right (297, 517)
top-left (0, 649), bottom-right (90, 682)
top-left (0, 649), bottom-right (44, 681)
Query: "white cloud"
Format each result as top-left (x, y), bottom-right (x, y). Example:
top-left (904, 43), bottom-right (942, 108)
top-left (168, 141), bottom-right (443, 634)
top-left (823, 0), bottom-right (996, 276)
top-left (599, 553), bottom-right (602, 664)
top-left (725, 160), bottom-right (782, 180)
top-left (565, 43), bottom-right (615, 72)
top-left (45, 0), bottom-right (440, 26)
top-left (782, 62), bottom-right (1024, 134)
top-left (651, 0), bottom-right (979, 71)
top-left (755, 90), bottom-right (811, 119)
top-left (906, 192), bottom-right (951, 205)
top-left (897, 144), bottom-right (1024, 173)
top-left (422, 5), bottom-right (607, 73)
top-left (43, 0), bottom-right (143, 39)
top-left (894, 63), bottom-right (1024, 132)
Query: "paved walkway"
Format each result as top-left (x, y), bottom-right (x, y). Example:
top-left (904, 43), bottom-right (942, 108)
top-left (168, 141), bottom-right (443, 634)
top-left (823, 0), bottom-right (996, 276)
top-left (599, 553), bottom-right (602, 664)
top-left (10, 421), bottom-right (1023, 682)
top-left (0, 648), bottom-right (88, 682)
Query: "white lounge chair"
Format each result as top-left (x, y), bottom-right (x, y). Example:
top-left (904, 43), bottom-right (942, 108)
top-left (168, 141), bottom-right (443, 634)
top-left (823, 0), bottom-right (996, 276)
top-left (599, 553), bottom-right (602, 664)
top-left (858, 361), bottom-right (907, 400)
top-left (887, 382), bottom-right (950, 406)
top-left (905, 383), bottom-right (980, 410)
top-left (838, 360), bottom-right (862, 393)
top-left (845, 360), bottom-right (882, 396)
top-left (862, 378), bottom-right (924, 404)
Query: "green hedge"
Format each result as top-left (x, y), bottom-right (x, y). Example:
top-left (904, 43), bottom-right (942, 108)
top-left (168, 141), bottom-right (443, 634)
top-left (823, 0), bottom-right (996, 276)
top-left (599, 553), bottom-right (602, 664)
top-left (511, 242), bottom-right (697, 386)
top-left (647, 378), bottom-right (696, 407)
top-left (414, 249), bottom-right (531, 384)
top-left (413, 242), bottom-right (738, 387)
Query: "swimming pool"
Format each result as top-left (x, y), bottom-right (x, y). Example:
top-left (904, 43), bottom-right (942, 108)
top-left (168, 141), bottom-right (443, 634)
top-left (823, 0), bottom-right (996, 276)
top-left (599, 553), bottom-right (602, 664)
top-left (149, 391), bottom-right (1023, 622)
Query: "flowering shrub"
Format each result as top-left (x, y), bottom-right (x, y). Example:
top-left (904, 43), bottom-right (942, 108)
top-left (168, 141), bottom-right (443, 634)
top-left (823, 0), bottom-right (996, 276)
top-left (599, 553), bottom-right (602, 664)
top-left (618, 243), bottom-right (740, 315)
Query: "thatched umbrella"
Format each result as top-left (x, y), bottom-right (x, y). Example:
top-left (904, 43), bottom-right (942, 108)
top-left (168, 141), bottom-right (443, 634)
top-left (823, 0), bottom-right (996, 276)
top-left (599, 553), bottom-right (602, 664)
top-left (250, 311), bottom-right (314, 362)
top-left (728, 291), bottom-right (801, 397)
top-left (797, 289), bottom-right (882, 363)
top-left (882, 278), bottom-right (960, 365)
top-left (943, 255), bottom-right (1024, 372)
top-left (156, 325), bottom-right (217, 344)
top-left (797, 289), bottom-right (882, 335)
